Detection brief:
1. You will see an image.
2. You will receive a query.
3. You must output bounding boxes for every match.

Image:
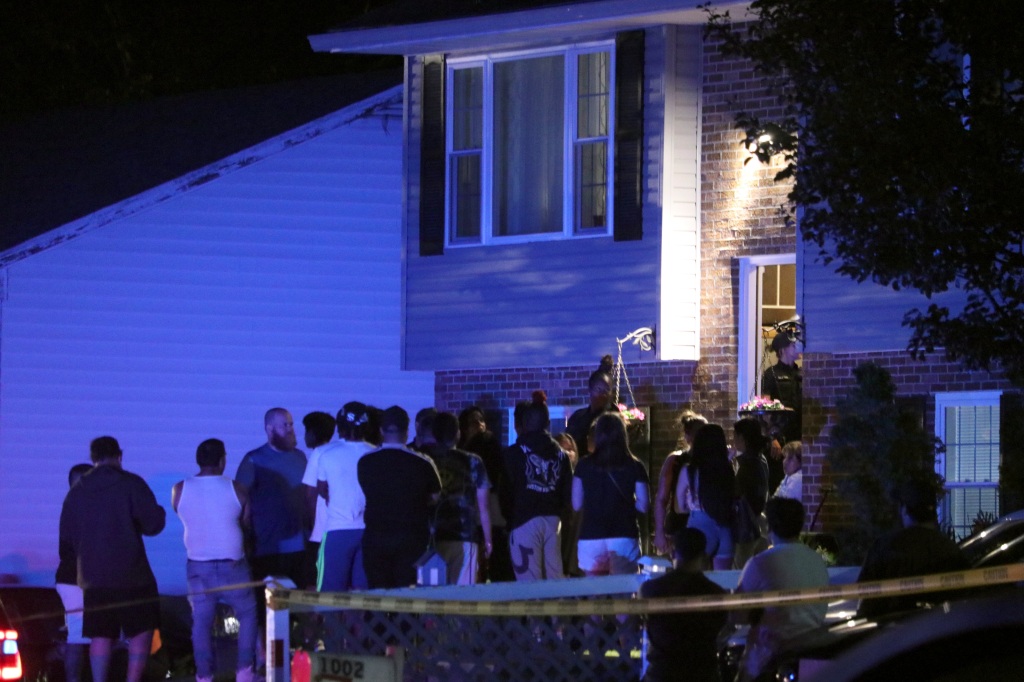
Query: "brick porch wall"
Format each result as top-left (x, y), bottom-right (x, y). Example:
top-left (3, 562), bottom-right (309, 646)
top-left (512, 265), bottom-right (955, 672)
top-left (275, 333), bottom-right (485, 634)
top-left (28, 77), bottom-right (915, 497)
top-left (436, 360), bottom-right (700, 473)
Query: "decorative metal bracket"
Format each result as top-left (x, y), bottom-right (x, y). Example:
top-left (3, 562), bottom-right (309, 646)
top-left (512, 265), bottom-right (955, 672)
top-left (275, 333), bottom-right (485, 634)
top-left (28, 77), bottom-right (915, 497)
top-left (613, 326), bottom-right (655, 408)
top-left (616, 326), bottom-right (655, 353)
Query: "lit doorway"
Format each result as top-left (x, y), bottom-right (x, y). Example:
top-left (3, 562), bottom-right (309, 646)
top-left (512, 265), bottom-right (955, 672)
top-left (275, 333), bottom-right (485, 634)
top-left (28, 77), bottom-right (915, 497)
top-left (737, 255), bottom-right (797, 407)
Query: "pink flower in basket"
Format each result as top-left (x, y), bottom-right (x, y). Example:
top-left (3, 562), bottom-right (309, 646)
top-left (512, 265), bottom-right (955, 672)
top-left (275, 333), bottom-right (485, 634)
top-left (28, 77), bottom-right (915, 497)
top-left (738, 396), bottom-right (786, 412)
top-left (617, 404), bottom-right (646, 423)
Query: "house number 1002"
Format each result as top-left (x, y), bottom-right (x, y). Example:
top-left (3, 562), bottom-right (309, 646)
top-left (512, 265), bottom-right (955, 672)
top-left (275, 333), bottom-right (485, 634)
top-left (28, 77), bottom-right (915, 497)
top-left (318, 657), bottom-right (365, 679)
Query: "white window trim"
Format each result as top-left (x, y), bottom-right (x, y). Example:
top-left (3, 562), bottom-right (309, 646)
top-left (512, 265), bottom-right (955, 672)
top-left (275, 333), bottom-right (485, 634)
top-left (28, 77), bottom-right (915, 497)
top-left (736, 254), bottom-right (796, 411)
top-left (446, 41), bottom-right (616, 247)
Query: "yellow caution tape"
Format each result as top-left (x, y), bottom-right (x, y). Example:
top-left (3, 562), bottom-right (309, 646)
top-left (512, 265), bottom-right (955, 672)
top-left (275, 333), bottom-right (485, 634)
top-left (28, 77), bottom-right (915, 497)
top-left (30, 565), bottom-right (1022, 624)
top-left (269, 563), bottom-right (1024, 617)
top-left (20, 581), bottom-right (268, 623)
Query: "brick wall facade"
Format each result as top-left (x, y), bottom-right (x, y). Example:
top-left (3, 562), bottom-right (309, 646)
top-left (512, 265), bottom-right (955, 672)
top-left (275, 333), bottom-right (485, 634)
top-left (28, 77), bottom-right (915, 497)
top-left (698, 27), bottom-right (794, 426)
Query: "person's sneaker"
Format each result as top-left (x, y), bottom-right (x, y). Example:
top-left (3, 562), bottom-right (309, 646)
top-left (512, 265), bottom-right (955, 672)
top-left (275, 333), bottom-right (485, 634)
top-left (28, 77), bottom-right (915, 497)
top-left (236, 666), bottom-right (257, 682)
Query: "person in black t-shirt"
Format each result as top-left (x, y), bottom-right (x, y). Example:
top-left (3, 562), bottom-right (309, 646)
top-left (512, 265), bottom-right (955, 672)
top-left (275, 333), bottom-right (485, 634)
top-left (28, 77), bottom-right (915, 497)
top-left (641, 527), bottom-right (726, 682)
top-left (573, 413), bottom-right (650, 575)
top-left (357, 406), bottom-right (441, 589)
top-left (504, 394), bottom-right (573, 581)
top-left (733, 418), bottom-right (771, 569)
top-left (565, 355), bottom-right (620, 455)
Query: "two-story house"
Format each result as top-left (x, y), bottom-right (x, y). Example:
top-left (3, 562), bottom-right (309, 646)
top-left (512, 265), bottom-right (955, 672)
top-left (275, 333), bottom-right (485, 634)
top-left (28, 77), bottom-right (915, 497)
top-left (309, 0), bottom-right (1019, 537)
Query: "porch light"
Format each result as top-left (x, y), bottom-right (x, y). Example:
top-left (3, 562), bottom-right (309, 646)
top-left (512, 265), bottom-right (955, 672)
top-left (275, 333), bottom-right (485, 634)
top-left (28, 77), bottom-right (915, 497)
top-left (747, 132), bottom-right (773, 153)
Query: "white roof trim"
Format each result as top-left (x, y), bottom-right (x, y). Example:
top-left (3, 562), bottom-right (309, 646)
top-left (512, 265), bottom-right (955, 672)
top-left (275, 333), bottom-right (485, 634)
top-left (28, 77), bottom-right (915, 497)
top-left (0, 85), bottom-right (404, 268)
top-left (309, 0), bottom-right (751, 56)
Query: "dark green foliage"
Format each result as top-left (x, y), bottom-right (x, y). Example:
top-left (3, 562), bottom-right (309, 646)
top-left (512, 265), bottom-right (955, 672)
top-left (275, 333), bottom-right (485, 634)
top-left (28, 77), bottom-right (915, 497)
top-left (705, 0), bottom-right (1024, 385)
top-left (827, 362), bottom-right (944, 563)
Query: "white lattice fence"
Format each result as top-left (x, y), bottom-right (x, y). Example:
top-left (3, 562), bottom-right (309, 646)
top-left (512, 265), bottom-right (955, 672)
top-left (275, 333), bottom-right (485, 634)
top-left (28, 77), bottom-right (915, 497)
top-left (301, 609), bottom-right (642, 681)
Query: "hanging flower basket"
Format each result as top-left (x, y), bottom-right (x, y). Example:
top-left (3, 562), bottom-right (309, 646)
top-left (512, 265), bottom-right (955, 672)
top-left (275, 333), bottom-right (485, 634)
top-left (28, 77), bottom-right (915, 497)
top-left (738, 397), bottom-right (793, 441)
top-left (612, 327), bottom-right (654, 447)
top-left (618, 404), bottom-right (649, 445)
top-left (618, 404), bottom-right (646, 425)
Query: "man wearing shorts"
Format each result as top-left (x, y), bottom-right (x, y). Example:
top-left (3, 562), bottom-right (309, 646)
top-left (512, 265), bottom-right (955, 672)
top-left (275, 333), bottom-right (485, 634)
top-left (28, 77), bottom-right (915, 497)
top-left (59, 436), bottom-right (166, 682)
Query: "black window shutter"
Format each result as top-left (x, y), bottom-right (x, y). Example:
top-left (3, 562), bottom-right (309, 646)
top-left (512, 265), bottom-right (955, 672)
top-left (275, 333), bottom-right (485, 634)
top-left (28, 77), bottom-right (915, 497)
top-left (614, 30), bottom-right (645, 242)
top-left (420, 55), bottom-right (446, 256)
top-left (1000, 392), bottom-right (1024, 515)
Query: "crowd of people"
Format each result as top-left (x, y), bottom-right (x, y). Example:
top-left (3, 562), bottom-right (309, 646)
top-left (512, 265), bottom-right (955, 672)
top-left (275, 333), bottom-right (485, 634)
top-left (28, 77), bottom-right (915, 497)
top-left (54, 350), bottom-right (966, 682)
top-left (51, 349), bottom-right (811, 682)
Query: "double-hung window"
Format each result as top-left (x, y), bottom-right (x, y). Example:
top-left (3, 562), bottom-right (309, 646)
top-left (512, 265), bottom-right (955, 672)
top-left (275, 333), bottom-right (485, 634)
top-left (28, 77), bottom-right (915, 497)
top-left (935, 391), bottom-right (1002, 538)
top-left (446, 43), bottom-right (615, 245)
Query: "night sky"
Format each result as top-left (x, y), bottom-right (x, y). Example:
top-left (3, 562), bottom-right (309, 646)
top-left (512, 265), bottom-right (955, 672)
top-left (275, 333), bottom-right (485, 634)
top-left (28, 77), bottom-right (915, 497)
top-left (0, 0), bottom-right (399, 125)
top-left (0, 0), bottom-right (588, 251)
top-left (0, 0), bottom-right (581, 125)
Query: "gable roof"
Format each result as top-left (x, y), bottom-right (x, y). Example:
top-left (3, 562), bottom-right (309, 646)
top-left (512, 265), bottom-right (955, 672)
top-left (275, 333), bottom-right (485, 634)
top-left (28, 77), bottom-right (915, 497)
top-left (309, 0), bottom-right (749, 55)
top-left (0, 69), bottom-right (401, 257)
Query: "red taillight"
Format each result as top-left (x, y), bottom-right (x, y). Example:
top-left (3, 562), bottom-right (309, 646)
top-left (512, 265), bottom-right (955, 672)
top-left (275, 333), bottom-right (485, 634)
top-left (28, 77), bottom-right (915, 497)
top-left (0, 629), bottom-right (22, 680)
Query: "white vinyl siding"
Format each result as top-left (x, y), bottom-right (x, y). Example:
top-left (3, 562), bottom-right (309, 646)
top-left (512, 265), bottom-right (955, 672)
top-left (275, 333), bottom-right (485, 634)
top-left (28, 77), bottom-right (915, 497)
top-left (0, 87), bottom-right (434, 591)
top-left (800, 236), bottom-right (969, 353)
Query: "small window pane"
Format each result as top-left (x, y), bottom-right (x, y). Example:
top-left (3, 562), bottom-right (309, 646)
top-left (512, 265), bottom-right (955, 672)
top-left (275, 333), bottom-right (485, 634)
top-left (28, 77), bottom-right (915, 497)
top-left (943, 486), bottom-right (999, 540)
top-left (575, 141), bottom-right (607, 230)
top-left (577, 52), bottom-right (609, 139)
top-left (763, 267), bottom-right (779, 305)
top-left (452, 68), bottom-right (483, 151)
top-left (759, 264), bottom-right (797, 326)
top-left (493, 55), bottom-right (564, 236)
top-left (945, 405), bottom-right (1000, 483)
top-left (451, 154), bottom-right (482, 240)
top-left (782, 264), bottom-right (798, 303)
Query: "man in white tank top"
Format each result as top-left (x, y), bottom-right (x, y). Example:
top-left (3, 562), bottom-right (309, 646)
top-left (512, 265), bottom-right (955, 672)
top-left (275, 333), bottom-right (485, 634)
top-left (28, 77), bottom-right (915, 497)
top-left (171, 439), bottom-right (257, 682)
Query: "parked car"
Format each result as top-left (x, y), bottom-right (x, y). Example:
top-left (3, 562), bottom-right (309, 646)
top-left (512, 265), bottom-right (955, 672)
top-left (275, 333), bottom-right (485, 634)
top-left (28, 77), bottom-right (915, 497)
top-left (804, 592), bottom-right (1024, 681)
top-left (0, 604), bottom-right (23, 682)
top-left (0, 585), bottom-right (66, 682)
top-left (995, 508), bottom-right (1024, 523)
top-left (0, 585), bottom-right (211, 682)
top-left (958, 517), bottom-right (1024, 567)
top-left (739, 518), bottom-right (1024, 681)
